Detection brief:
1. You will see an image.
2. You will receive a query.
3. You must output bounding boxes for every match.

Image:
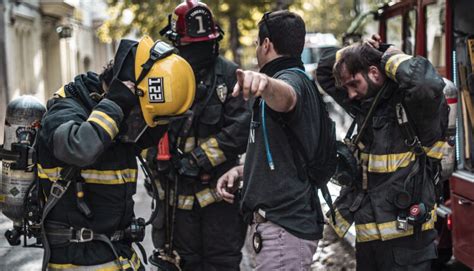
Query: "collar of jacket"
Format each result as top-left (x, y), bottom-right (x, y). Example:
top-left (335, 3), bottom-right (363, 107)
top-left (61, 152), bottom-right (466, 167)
top-left (259, 56), bottom-right (304, 77)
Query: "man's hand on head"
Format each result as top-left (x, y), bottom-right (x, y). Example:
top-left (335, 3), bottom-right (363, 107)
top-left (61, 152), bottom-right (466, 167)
top-left (365, 34), bottom-right (383, 49)
top-left (365, 33), bottom-right (403, 55)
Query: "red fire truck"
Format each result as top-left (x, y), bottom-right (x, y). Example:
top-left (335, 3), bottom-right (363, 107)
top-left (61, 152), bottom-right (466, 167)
top-left (345, 0), bottom-right (474, 268)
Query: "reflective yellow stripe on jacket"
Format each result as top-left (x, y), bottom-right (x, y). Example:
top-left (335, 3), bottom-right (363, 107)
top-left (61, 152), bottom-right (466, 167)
top-left (87, 110), bottom-right (119, 139)
top-left (200, 137), bottom-right (226, 167)
top-left (37, 164), bottom-right (137, 185)
top-left (176, 188), bottom-right (222, 210)
top-left (329, 209), bottom-right (353, 238)
top-left (385, 54), bottom-right (413, 81)
top-left (361, 141), bottom-right (447, 173)
top-left (47, 251), bottom-right (141, 270)
top-left (54, 86), bottom-right (66, 99)
top-left (355, 208), bottom-right (436, 242)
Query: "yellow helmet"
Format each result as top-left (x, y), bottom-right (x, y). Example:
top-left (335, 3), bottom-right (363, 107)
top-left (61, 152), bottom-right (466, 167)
top-left (134, 36), bottom-right (195, 127)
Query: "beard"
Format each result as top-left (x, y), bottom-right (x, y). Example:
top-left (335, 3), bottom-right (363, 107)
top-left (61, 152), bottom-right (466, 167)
top-left (362, 72), bottom-right (380, 99)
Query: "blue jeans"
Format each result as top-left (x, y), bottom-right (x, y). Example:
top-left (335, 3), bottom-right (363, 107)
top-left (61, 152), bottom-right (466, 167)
top-left (250, 221), bottom-right (319, 271)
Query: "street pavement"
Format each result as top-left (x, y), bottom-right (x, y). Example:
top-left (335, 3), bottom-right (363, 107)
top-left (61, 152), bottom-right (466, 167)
top-left (1, 167), bottom-right (468, 270)
top-left (0, 168), bottom-right (355, 271)
top-left (0, 169), bottom-right (155, 271)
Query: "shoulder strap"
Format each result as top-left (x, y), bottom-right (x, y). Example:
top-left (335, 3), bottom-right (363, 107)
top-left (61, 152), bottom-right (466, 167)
top-left (395, 102), bottom-right (425, 155)
top-left (274, 68), bottom-right (337, 224)
top-left (395, 102), bottom-right (428, 209)
top-left (41, 167), bottom-right (77, 270)
top-left (177, 66), bottom-right (218, 151)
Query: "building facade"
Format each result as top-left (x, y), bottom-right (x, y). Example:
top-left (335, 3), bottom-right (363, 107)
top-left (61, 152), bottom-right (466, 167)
top-left (0, 0), bottom-right (115, 143)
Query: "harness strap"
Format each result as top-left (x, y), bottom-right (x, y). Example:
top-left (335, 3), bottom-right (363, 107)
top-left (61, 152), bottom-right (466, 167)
top-left (40, 167), bottom-right (125, 271)
top-left (395, 103), bottom-right (425, 155)
top-left (41, 180), bottom-right (70, 271)
top-left (394, 103), bottom-right (430, 239)
top-left (272, 68), bottom-right (337, 224)
top-left (177, 66), bottom-right (218, 152)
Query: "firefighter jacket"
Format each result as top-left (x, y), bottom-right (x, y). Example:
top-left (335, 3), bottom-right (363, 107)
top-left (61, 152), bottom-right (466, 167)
top-left (36, 72), bottom-right (165, 268)
top-left (151, 56), bottom-right (250, 210)
top-left (323, 53), bottom-right (449, 243)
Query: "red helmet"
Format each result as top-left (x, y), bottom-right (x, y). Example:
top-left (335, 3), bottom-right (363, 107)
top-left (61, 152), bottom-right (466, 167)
top-left (161, 0), bottom-right (221, 44)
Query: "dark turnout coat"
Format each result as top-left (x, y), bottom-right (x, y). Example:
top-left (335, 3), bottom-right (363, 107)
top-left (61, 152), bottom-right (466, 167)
top-left (317, 51), bottom-right (449, 243)
top-left (37, 73), bottom-right (164, 268)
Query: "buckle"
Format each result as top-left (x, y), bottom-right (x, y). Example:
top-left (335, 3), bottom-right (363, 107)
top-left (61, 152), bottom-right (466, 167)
top-left (396, 216), bottom-right (408, 231)
top-left (50, 182), bottom-right (68, 198)
top-left (71, 228), bottom-right (94, 243)
top-left (150, 41), bottom-right (175, 62)
top-left (110, 230), bottom-right (124, 242)
top-left (253, 211), bottom-right (267, 224)
top-left (405, 137), bottom-right (425, 156)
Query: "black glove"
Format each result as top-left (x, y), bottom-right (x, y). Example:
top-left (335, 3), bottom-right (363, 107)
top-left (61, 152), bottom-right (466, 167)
top-left (177, 153), bottom-right (200, 177)
top-left (106, 78), bottom-right (138, 117)
top-left (378, 43), bottom-right (392, 53)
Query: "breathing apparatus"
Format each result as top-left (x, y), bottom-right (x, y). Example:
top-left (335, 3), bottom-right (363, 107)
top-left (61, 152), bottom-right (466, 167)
top-left (0, 95), bottom-right (46, 246)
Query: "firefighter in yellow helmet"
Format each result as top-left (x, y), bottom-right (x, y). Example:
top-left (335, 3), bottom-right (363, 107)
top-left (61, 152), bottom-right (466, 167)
top-left (36, 36), bottom-right (194, 271)
top-left (146, 1), bottom-right (251, 270)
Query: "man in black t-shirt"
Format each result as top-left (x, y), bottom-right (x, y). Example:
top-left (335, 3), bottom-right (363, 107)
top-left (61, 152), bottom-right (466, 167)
top-left (216, 10), bottom-right (325, 270)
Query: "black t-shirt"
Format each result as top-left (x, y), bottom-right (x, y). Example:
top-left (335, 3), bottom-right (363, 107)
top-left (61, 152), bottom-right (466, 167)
top-left (240, 69), bottom-right (324, 240)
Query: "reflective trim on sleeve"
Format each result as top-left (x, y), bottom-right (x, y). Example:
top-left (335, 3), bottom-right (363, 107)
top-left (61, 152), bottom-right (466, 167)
top-left (200, 137), bottom-right (226, 167)
top-left (329, 209), bottom-right (353, 238)
top-left (53, 86), bottom-right (66, 99)
top-left (177, 195), bottom-right (194, 210)
top-left (87, 110), bottom-right (119, 139)
top-left (195, 187), bottom-right (221, 208)
top-left (385, 54), bottom-right (413, 81)
top-left (355, 209), bottom-right (436, 243)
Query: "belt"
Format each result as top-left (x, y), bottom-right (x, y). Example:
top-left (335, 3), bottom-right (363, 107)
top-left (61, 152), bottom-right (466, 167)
top-left (253, 211), bottom-right (267, 224)
top-left (44, 221), bottom-right (148, 268)
top-left (45, 226), bottom-right (125, 246)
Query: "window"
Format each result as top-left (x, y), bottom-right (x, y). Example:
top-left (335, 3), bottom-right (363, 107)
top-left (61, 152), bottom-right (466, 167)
top-left (14, 21), bottom-right (34, 94)
top-left (426, 1), bottom-right (446, 69)
top-left (404, 10), bottom-right (416, 56)
top-left (386, 15), bottom-right (403, 50)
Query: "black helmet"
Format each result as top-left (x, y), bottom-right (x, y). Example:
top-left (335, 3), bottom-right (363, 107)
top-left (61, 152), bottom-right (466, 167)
top-left (332, 141), bottom-right (360, 187)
